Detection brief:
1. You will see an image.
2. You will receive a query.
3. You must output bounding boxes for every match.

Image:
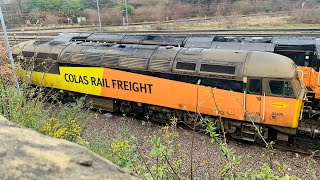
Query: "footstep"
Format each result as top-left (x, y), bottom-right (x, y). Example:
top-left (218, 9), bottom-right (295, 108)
top-left (104, 113), bottom-right (112, 118)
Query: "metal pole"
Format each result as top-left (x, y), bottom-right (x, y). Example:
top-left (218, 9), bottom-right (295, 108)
top-left (0, 6), bottom-right (20, 91)
top-left (125, 0), bottom-right (129, 28)
top-left (96, 0), bottom-right (102, 32)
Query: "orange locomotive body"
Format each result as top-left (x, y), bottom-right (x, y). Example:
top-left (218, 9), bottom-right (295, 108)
top-left (14, 38), bottom-right (306, 142)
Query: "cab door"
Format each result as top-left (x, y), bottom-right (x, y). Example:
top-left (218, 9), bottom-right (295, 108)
top-left (263, 79), bottom-right (298, 127)
top-left (245, 78), bottom-right (263, 123)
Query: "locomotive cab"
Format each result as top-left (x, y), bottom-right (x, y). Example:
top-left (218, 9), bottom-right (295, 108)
top-left (247, 76), bottom-right (303, 100)
top-left (243, 52), bottom-right (306, 141)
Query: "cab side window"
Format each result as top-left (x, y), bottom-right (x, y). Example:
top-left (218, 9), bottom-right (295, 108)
top-left (248, 79), bottom-right (261, 94)
top-left (269, 80), bottom-right (293, 97)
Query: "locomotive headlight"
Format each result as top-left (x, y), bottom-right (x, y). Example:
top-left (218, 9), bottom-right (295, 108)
top-left (243, 77), bottom-right (247, 83)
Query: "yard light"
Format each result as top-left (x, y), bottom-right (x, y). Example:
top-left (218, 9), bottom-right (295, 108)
top-left (96, 0), bottom-right (102, 32)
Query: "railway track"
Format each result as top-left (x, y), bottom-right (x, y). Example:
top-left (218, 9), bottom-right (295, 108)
top-left (273, 135), bottom-right (320, 159)
top-left (132, 109), bottom-right (320, 160)
top-left (7, 36), bottom-right (54, 46)
top-left (7, 28), bottom-right (320, 36)
top-left (7, 29), bottom-right (320, 44)
top-left (99, 109), bottom-right (320, 160)
top-left (127, 112), bottom-right (320, 160)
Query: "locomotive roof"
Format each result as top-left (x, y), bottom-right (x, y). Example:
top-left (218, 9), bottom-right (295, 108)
top-left (246, 51), bottom-right (295, 79)
top-left (13, 40), bottom-right (296, 81)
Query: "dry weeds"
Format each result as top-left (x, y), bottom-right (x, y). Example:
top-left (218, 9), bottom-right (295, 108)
top-left (0, 39), bottom-right (14, 82)
top-left (98, 14), bottom-right (319, 32)
top-left (86, 113), bottom-right (320, 179)
top-left (291, 9), bottom-right (320, 24)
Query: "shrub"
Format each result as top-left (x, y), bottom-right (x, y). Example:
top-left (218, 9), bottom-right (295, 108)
top-left (107, 120), bottom-right (183, 179)
top-left (118, 3), bottom-right (135, 16)
top-left (290, 9), bottom-right (320, 24)
top-left (1, 38), bottom-right (90, 140)
top-left (170, 3), bottom-right (199, 19)
top-left (131, 5), bottom-right (166, 22)
top-left (43, 13), bottom-right (60, 25)
top-left (100, 7), bottom-right (123, 25)
top-left (27, 0), bottom-right (84, 17)
top-left (84, 9), bottom-right (98, 25)
top-left (0, 80), bottom-right (48, 132)
top-left (43, 117), bottom-right (81, 141)
top-left (110, 138), bottom-right (137, 168)
top-left (0, 39), bottom-right (14, 82)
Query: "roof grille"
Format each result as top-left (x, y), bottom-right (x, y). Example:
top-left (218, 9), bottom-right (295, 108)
top-left (61, 52), bottom-right (72, 62)
top-left (149, 59), bottom-right (171, 71)
top-left (119, 57), bottom-right (147, 69)
top-left (86, 53), bottom-right (102, 65)
top-left (101, 56), bottom-right (119, 67)
top-left (71, 53), bottom-right (86, 62)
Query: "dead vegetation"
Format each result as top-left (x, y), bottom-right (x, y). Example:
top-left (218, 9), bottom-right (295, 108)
top-left (290, 9), bottom-right (320, 24)
top-left (0, 39), bottom-right (14, 82)
top-left (4, 0), bottom-right (320, 28)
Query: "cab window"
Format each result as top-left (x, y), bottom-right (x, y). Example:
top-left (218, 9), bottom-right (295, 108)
top-left (269, 80), bottom-right (293, 97)
top-left (248, 79), bottom-right (261, 94)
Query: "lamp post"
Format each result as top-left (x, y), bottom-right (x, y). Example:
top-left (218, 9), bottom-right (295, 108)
top-left (125, 0), bottom-right (129, 28)
top-left (96, 0), bottom-right (102, 32)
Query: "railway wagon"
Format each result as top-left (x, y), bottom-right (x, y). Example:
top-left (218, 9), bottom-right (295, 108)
top-left (13, 38), bottom-right (306, 142)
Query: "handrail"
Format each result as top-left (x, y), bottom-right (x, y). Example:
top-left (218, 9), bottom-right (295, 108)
top-left (262, 93), bottom-right (266, 122)
top-left (297, 70), bottom-right (304, 81)
top-left (317, 72), bottom-right (320, 86)
top-left (243, 91), bottom-right (246, 117)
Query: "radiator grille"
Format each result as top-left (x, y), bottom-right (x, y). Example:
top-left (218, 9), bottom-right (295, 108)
top-left (60, 52), bottom-right (72, 62)
top-left (71, 53), bottom-right (86, 62)
top-left (101, 55), bottom-right (119, 67)
top-left (149, 59), bottom-right (171, 71)
top-left (86, 53), bottom-right (102, 65)
top-left (119, 57), bottom-right (147, 69)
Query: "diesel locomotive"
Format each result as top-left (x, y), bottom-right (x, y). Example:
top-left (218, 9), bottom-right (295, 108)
top-left (12, 35), bottom-right (310, 142)
top-left (67, 33), bottom-right (320, 131)
top-left (66, 33), bottom-right (320, 109)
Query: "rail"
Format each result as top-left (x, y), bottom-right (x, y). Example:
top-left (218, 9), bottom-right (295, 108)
top-left (6, 29), bottom-right (320, 44)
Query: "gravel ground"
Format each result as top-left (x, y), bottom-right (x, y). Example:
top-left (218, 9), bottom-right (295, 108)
top-left (85, 112), bottom-right (320, 179)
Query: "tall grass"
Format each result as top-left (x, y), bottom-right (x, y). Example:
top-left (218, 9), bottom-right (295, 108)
top-left (0, 39), bottom-right (90, 141)
top-left (0, 81), bottom-right (47, 131)
top-left (290, 9), bottom-right (320, 24)
top-left (0, 75), bottom-right (90, 140)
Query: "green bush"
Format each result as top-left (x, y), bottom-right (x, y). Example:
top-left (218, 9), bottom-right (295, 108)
top-left (0, 72), bottom-right (89, 142)
top-left (27, 0), bottom-right (84, 17)
top-left (118, 3), bottom-right (135, 16)
top-left (0, 81), bottom-right (47, 131)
